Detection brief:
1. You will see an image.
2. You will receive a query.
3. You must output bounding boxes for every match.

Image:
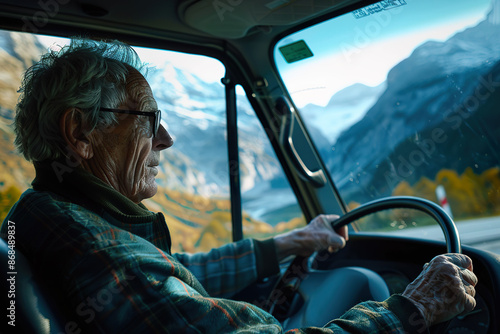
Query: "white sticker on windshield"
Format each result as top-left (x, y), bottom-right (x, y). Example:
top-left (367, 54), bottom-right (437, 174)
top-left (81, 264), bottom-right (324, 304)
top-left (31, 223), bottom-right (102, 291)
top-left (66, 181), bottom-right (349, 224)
top-left (353, 0), bottom-right (407, 19)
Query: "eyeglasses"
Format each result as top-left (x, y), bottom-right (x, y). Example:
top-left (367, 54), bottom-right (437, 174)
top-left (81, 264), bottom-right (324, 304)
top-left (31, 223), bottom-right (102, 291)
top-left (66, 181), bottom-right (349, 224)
top-left (100, 107), bottom-right (161, 137)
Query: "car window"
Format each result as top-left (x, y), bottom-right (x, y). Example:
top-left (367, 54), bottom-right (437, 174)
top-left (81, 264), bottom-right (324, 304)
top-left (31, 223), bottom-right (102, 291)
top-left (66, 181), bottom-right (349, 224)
top-left (0, 29), bottom-right (305, 254)
top-left (274, 0), bottom-right (500, 254)
top-left (135, 46), bottom-right (231, 253)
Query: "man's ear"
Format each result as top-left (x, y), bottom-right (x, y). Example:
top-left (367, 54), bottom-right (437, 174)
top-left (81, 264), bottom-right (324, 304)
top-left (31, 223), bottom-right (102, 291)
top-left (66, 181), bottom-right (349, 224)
top-left (60, 108), bottom-right (94, 160)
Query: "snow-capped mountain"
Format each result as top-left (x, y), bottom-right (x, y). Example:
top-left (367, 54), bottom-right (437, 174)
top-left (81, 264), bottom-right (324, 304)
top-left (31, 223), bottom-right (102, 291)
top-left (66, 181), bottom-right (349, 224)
top-left (325, 7), bottom-right (500, 202)
top-left (145, 63), bottom-right (286, 198)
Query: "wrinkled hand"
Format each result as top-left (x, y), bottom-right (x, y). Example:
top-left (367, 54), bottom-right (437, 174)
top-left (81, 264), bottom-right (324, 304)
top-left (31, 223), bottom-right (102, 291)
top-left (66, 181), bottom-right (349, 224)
top-left (402, 253), bottom-right (477, 327)
top-left (274, 214), bottom-right (348, 260)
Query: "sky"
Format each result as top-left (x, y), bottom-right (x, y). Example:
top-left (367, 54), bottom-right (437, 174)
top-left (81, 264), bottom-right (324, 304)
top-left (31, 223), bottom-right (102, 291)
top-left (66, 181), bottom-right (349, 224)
top-left (134, 47), bottom-right (225, 84)
top-left (36, 36), bottom-right (225, 84)
top-left (275, 0), bottom-right (493, 107)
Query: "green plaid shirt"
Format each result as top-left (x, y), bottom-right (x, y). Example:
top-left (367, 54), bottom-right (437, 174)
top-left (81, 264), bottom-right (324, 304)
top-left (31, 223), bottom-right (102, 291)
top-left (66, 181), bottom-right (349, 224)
top-left (1, 163), bottom-right (427, 333)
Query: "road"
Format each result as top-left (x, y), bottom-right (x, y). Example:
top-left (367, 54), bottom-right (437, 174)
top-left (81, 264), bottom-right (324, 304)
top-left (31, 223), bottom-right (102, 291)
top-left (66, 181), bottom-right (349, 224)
top-left (387, 216), bottom-right (500, 255)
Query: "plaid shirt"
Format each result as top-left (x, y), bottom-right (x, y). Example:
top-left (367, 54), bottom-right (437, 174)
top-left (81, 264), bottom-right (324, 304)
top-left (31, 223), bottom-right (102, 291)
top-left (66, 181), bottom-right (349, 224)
top-left (1, 163), bottom-right (427, 333)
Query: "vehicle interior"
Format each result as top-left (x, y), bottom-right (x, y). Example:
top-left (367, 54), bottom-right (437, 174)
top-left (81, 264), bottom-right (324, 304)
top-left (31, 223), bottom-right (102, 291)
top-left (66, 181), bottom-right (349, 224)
top-left (0, 0), bottom-right (499, 333)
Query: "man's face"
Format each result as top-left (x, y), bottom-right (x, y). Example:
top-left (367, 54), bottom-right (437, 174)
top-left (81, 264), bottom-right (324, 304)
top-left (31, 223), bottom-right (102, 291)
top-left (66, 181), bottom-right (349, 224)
top-left (87, 69), bottom-right (173, 203)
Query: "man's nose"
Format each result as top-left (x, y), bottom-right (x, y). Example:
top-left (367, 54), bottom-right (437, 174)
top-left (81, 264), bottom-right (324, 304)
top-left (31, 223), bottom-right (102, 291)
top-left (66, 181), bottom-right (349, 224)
top-left (153, 124), bottom-right (173, 150)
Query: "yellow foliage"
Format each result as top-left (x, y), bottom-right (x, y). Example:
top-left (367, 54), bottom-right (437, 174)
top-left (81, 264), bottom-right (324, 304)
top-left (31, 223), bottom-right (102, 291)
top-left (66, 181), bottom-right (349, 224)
top-left (206, 218), bottom-right (231, 239)
top-left (436, 169), bottom-right (460, 188)
top-left (0, 185), bottom-right (22, 224)
top-left (482, 167), bottom-right (500, 214)
top-left (413, 177), bottom-right (438, 202)
top-left (243, 219), bottom-right (274, 235)
top-left (198, 233), bottom-right (219, 252)
top-left (215, 199), bottom-right (231, 211)
top-left (275, 216), bottom-right (306, 233)
top-left (346, 201), bottom-right (361, 211)
top-left (393, 167), bottom-right (500, 220)
top-left (392, 181), bottom-right (414, 197)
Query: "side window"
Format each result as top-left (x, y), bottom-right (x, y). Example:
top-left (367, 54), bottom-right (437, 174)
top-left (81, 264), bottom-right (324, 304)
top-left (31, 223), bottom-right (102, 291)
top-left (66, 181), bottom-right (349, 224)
top-left (237, 86), bottom-right (306, 240)
top-left (134, 48), bottom-right (232, 254)
top-left (0, 30), bottom-right (233, 254)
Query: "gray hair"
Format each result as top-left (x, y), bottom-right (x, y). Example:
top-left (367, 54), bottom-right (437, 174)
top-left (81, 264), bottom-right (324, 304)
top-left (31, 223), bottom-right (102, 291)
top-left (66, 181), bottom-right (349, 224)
top-left (14, 38), bottom-right (146, 162)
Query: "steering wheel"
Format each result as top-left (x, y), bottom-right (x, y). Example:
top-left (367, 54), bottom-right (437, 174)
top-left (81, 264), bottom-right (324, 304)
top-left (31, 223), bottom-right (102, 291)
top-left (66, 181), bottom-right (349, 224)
top-left (265, 196), bottom-right (461, 322)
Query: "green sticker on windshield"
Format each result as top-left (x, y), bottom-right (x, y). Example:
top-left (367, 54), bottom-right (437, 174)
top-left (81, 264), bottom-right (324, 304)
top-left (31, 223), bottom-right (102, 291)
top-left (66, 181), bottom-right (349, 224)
top-left (279, 40), bottom-right (313, 64)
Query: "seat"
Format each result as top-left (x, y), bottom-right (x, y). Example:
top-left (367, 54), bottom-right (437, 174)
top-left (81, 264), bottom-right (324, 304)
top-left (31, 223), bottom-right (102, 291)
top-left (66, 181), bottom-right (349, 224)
top-left (0, 237), bottom-right (66, 334)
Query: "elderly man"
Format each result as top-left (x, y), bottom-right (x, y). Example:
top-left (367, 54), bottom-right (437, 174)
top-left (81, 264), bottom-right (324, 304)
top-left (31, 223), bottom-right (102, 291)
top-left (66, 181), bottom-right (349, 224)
top-left (1, 38), bottom-right (476, 333)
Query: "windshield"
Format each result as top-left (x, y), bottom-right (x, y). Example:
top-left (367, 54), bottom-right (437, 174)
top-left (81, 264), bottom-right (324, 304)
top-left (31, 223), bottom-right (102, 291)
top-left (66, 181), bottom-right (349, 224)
top-left (275, 0), bottom-right (500, 254)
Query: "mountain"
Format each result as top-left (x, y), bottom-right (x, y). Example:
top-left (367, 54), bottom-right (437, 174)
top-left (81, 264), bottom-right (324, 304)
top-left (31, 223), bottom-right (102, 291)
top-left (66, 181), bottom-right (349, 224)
top-left (300, 83), bottom-right (386, 144)
top-left (144, 62), bottom-right (289, 199)
top-left (326, 11), bottom-right (500, 202)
